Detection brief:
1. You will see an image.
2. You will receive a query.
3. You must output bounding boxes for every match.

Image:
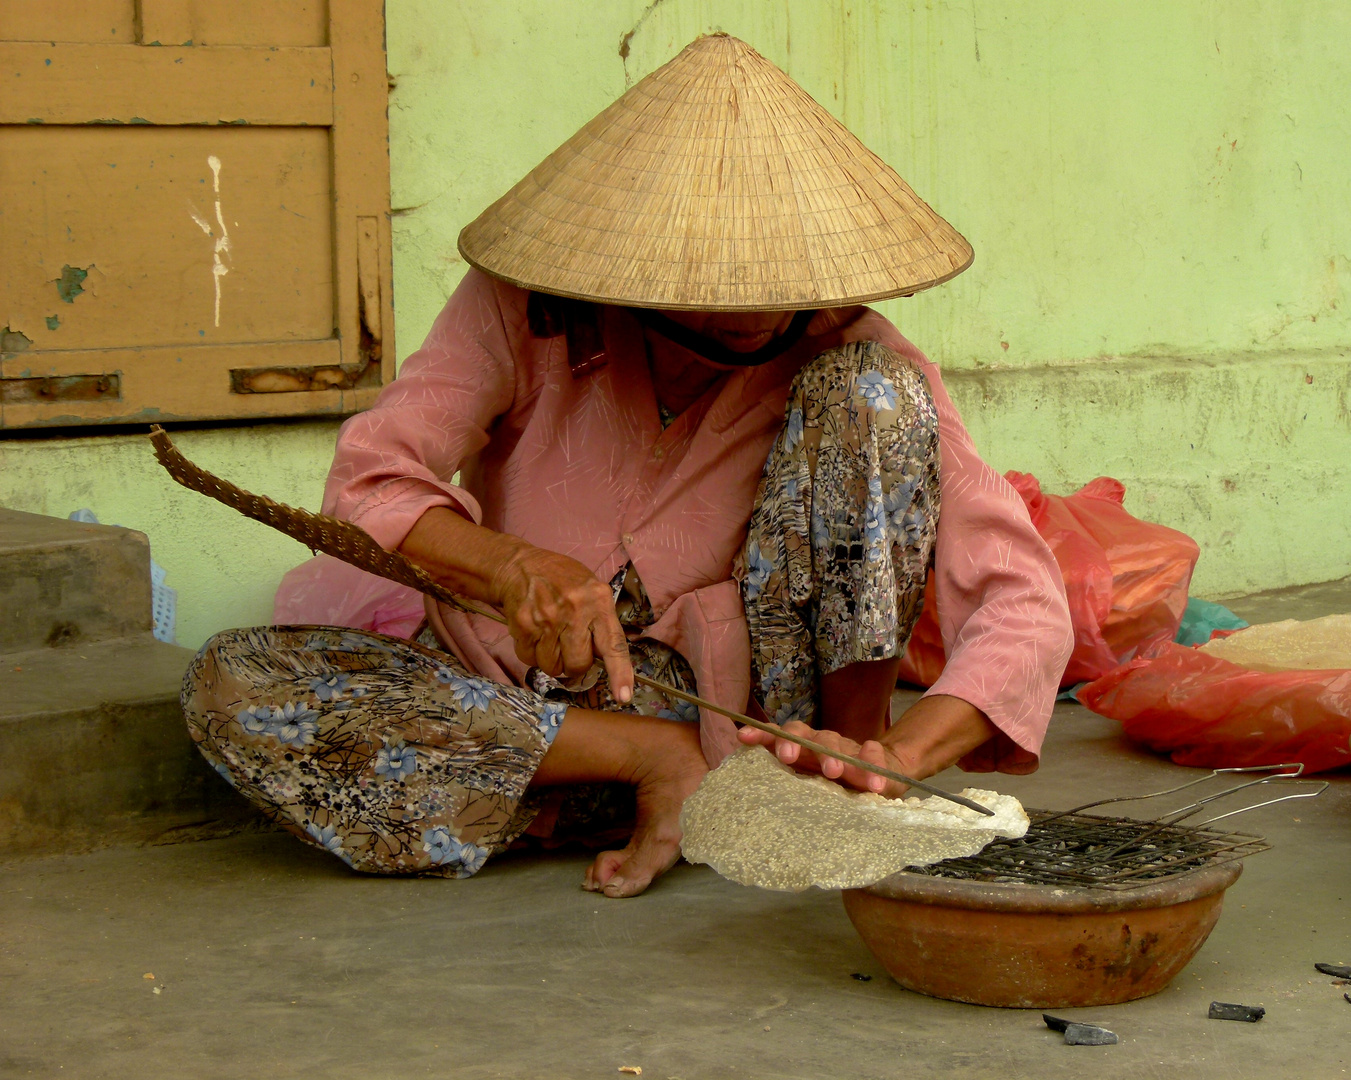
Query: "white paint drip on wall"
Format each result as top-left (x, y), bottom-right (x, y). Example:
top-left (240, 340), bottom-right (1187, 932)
top-left (208, 155), bottom-right (231, 328)
top-left (186, 158), bottom-right (232, 327)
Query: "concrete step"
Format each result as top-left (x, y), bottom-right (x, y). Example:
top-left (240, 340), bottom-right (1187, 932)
top-left (0, 508), bottom-right (152, 654)
top-left (0, 635), bottom-right (261, 858)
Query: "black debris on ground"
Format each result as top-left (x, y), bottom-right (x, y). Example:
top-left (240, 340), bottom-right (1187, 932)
top-left (1208, 1001), bottom-right (1265, 1022)
top-left (1041, 1014), bottom-right (1071, 1033)
top-left (849, 973), bottom-right (872, 982)
top-left (1063, 1023), bottom-right (1118, 1046)
top-left (1315, 963), bottom-right (1351, 979)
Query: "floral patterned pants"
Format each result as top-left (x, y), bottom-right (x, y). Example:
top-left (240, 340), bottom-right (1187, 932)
top-left (741, 340), bottom-right (941, 726)
top-left (182, 341), bottom-right (940, 876)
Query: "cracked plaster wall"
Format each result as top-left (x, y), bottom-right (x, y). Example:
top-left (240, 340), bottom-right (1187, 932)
top-left (385, 0), bottom-right (1351, 604)
top-left (2, 0), bottom-right (1348, 647)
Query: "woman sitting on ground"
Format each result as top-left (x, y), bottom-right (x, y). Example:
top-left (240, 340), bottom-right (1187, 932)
top-left (183, 35), bottom-right (1073, 898)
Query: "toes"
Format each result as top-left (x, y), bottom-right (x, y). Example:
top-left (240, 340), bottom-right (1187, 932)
top-left (585, 850), bottom-right (627, 892)
top-left (601, 856), bottom-right (653, 898)
top-left (600, 836), bottom-right (681, 899)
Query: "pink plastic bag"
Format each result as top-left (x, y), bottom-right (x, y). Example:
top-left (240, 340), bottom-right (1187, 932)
top-left (1078, 641), bottom-right (1351, 774)
top-left (272, 554), bottom-right (426, 639)
top-left (900, 473), bottom-right (1200, 687)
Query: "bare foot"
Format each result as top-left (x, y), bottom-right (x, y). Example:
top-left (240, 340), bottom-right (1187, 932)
top-left (582, 722), bottom-right (707, 898)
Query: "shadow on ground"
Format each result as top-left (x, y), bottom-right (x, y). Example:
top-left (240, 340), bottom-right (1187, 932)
top-left (1, 582), bottom-right (1348, 1079)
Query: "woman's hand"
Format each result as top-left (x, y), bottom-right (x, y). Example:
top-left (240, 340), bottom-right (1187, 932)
top-left (736, 694), bottom-right (997, 798)
top-left (399, 507), bottom-right (634, 702)
top-left (492, 545), bottom-right (634, 700)
top-left (737, 720), bottom-right (916, 797)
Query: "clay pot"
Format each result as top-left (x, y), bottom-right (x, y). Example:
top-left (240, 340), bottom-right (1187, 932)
top-left (842, 860), bottom-right (1242, 1008)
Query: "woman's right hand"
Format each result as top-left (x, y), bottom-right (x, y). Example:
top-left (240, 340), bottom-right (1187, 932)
top-left (491, 545), bottom-right (634, 701)
top-left (401, 506), bottom-right (634, 701)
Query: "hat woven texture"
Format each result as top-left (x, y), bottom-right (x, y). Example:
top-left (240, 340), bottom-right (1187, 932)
top-left (459, 33), bottom-right (973, 312)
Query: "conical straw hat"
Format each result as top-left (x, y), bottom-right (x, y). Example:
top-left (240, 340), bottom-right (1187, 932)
top-left (459, 33), bottom-right (973, 311)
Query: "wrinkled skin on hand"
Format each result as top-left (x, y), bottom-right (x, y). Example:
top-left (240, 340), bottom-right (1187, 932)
top-left (398, 507), bottom-right (634, 703)
top-left (492, 545), bottom-right (634, 701)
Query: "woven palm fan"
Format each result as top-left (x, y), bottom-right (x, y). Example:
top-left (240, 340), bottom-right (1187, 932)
top-left (459, 33), bottom-right (973, 311)
top-left (148, 426), bottom-right (993, 814)
top-left (148, 426), bottom-right (492, 622)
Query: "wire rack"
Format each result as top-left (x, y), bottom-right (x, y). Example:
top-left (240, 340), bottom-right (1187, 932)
top-left (910, 809), bottom-right (1270, 891)
top-left (910, 764), bottom-right (1328, 891)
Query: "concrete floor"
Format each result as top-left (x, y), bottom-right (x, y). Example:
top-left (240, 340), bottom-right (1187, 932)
top-left (2, 583), bottom-right (1349, 1079)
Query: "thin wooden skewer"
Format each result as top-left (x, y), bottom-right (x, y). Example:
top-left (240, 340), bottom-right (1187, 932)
top-left (632, 674), bottom-right (993, 815)
top-left (149, 425), bottom-right (993, 816)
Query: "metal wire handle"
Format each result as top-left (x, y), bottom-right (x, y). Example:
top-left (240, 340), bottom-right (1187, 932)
top-left (1048, 762), bottom-right (1325, 826)
top-left (1040, 763), bottom-right (1326, 863)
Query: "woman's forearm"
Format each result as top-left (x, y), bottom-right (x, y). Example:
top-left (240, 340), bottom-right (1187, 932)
top-left (881, 693), bottom-right (997, 777)
top-left (397, 506), bottom-right (529, 607)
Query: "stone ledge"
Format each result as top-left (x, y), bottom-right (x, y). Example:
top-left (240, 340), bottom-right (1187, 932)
top-left (0, 508), bottom-right (153, 654)
top-left (0, 636), bottom-right (261, 857)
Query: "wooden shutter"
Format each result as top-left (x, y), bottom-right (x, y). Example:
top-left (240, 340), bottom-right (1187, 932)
top-left (0, 0), bottom-right (393, 428)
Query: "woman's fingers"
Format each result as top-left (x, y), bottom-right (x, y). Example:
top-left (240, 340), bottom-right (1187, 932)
top-left (591, 613), bottom-right (634, 703)
top-left (736, 723), bottom-right (912, 798)
top-left (499, 555), bottom-right (635, 696)
top-left (780, 721), bottom-right (819, 765)
top-left (510, 617), bottom-right (540, 672)
top-left (839, 740), bottom-right (903, 796)
top-left (737, 721), bottom-right (835, 770)
top-left (533, 627), bottom-right (564, 677)
top-left (559, 623), bottom-right (595, 679)
top-left (808, 727), bottom-right (854, 778)
top-left (736, 720), bottom-right (808, 764)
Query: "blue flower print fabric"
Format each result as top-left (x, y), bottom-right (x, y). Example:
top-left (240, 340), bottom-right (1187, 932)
top-left (738, 341), bottom-right (941, 728)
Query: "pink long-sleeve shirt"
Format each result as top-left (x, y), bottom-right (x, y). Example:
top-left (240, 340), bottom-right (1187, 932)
top-left (320, 268), bottom-right (1072, 772)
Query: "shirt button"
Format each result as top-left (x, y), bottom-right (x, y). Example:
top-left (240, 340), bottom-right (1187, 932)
top-left (622, 533), bottom-right (634, 546)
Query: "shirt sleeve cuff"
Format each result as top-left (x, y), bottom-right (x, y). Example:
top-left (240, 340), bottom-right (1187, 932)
top-left (347, 477), bottom-right (483, 551)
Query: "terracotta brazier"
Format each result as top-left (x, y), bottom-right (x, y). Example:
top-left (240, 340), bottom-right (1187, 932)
top-left (842, 860), bottom-right (1241, 1008)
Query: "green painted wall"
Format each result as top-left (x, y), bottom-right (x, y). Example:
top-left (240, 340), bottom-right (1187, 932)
top-left (2, 0), bottom-right (1348, 647)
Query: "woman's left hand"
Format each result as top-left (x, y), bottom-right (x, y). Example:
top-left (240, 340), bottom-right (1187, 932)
top-left (736, 694), bottom-right (998, 799)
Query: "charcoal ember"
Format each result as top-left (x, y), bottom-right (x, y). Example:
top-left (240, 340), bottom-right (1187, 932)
top-left (1208, 1001), bottom-right (1265, 1022)
top-left (1042, 1014), bottom-right (1070, 1033)
top-left (1063, 1023), bottom-right (1118, 1046)
top-left (1315, 963), bottom-right (1351, 979)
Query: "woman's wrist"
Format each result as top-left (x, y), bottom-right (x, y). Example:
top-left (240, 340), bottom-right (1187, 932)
top-left (487, 535), bottom-right (539, 610)
top-left (398, 505), bottom-right (531, 608)
top-left (880, 693), bottom-right (997, 777)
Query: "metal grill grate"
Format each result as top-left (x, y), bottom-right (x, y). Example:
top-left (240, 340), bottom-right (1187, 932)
top-left (912, 810), bottom-right (1271, 891)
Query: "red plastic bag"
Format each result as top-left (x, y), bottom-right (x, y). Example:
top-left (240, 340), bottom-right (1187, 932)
top-left (899, 473), bottom-right (1200, 687)
top-left (1078, 641), bottom-right (1351, 774)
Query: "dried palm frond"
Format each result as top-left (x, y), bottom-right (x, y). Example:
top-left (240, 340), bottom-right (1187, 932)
top-left (148, 425), bottom-right (502, 624)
